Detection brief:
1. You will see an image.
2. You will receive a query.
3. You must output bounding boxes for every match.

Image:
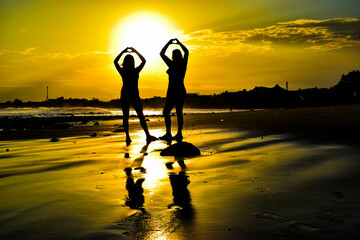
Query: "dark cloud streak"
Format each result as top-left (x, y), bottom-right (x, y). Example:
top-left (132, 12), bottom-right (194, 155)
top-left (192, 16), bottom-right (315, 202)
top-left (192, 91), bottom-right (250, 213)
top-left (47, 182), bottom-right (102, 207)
top-left (184, 18), bottom-right (360, 54)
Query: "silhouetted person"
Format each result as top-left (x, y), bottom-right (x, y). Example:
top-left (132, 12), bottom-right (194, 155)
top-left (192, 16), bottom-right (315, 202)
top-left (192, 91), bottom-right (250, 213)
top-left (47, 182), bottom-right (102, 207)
top-left (114, 47), bottom-right (157, 145)
top-left (159, 38), bottom-right (189, 142)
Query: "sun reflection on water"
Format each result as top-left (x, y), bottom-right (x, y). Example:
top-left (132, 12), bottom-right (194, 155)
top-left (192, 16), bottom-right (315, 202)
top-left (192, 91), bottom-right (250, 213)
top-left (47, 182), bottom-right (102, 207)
top-left (119, 130), bottom-right (196, 239)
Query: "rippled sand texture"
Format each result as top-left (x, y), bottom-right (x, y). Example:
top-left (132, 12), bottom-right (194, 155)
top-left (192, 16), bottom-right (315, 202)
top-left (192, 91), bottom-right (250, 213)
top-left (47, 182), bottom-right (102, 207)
top-left (1, 124), bottom-right (360, 239)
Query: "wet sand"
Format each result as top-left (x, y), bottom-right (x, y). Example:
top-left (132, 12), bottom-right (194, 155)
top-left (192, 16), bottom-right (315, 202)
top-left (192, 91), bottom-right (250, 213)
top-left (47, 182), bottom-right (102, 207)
top-left (1, 105), bottom-right (360, 239)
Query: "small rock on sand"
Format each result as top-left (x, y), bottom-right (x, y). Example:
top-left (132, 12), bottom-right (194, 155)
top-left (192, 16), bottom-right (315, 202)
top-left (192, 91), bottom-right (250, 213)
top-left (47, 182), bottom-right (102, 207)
top-left (93, 121), bottom-right (99, 126)
top-left (160, 142), bottom-right (200, 156)
top-left (50, 137), bottom-right (59, 142)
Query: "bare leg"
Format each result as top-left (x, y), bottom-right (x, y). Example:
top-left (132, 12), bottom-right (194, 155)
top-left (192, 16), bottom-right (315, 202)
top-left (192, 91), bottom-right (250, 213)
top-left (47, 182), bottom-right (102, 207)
top-left (174, 100), bottom-right (184, 141)
top-left (133, 98), bottom-right (157, 143)
top-left (138, 112), bottom-right (150, 136)
top-left (161, 100), bottom-right (174, 140)
top-left (121, 99), bottom-right (131, 145)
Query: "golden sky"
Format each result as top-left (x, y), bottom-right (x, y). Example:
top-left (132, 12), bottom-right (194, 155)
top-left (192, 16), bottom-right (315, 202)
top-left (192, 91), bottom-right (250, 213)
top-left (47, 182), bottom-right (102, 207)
top-left (1, 0), bottom-right (360, 101)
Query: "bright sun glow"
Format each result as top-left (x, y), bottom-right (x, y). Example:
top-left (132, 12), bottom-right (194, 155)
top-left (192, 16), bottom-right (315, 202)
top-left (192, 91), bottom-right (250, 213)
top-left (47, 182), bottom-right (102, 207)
top-left (111, 12), bottom-right (176, 67)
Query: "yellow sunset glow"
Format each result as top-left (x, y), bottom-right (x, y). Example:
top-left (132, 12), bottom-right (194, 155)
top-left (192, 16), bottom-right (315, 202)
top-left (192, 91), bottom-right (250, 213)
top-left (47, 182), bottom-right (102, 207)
top-left (111, 12), bottom-right (175, 65)
top-left (0, 1), bottom-right (359, 101)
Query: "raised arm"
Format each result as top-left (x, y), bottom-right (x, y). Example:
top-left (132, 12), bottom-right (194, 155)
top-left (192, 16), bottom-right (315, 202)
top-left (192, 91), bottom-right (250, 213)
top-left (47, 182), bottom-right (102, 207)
top-left (114, 48), bottom-right (129, 74)
top-left (160, 39), bottom-right (173, 67)
top-left (175, 38), bottom-right (189, 66)
top-left (130, 47), bottom-right (146, 72)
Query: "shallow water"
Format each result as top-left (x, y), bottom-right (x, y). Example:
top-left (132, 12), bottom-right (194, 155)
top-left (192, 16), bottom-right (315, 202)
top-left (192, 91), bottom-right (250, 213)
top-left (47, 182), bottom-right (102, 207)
top-left (0, 107), bottom-right (246, 118)
top-left (1, 128), bottom-right (360, 239)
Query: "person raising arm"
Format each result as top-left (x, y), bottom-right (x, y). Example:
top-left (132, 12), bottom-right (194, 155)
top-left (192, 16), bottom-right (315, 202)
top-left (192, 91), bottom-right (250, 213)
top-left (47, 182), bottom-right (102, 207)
top-left (114, 47), bottom-right (156, 145)
top-left (159, 38), bottom-right (189, 142)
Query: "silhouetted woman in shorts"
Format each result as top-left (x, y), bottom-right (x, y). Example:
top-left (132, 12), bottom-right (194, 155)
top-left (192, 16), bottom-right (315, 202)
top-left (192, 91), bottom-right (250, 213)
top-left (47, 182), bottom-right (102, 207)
top-left (114, 47), bottom-right (156, 145)
top-left (159, 38), bottom-right (189, 142)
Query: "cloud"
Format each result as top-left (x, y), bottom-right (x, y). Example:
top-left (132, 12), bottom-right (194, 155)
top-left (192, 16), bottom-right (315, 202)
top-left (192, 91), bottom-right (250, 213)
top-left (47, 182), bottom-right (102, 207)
top-left (181, 29), bottom-right (273, 56)
top-left (20, 47), bottom-right (38, 55)
top-left (0, 48), bottom-right (115, 63)
top-left (182, 18), bottom-right (360, 55)
top-left (0, 47), bottom-right (115, 88)
top-left (0, 50), bottom-right (9, 56)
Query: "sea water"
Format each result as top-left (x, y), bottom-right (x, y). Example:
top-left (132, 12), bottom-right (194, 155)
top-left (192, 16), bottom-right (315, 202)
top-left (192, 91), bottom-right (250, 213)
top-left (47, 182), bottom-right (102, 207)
top-left (0, 107), bottom-right (246, 118)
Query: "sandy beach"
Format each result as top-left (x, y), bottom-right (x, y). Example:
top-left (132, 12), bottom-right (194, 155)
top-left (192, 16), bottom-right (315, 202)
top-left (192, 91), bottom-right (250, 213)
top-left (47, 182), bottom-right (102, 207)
top-left (1, 105), bottom-right (360, 239)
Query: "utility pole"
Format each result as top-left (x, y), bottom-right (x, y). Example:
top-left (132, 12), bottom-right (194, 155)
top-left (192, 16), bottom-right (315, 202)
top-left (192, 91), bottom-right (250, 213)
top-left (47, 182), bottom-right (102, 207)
top-left (46, 86), bottom-right (49, 101)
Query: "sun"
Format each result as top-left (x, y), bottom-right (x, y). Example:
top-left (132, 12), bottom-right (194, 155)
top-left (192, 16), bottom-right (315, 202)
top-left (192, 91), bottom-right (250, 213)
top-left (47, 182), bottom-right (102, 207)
top-left (110, 12), bottom-right (176, 66)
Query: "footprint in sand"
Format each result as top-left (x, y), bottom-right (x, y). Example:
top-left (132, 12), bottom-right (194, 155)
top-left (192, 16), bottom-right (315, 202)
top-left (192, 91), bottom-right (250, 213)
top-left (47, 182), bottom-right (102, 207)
top-left (254, 212), bottom-right (328, 238)
top-left (252, 187), bottom-right (271, 193)
top-left (239, 177), bottom-right (258, 182)
top-left (324, 191), bottom-right (344, 201)
top-left (254, 212), bottom-right (291, 223)
top-left (316, 210), bottom-right (342, 223)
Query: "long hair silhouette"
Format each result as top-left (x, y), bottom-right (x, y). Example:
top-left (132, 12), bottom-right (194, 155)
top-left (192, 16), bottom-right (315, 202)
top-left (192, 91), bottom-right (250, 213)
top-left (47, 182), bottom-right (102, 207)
top-left (122, 54), bottom-right (135, 70)
top-left (172, 49), bottom-right (183, 63)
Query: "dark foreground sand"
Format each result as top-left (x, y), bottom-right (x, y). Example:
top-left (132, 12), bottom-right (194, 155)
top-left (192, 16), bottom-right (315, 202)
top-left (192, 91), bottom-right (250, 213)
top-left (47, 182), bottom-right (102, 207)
top-left (1, 105), bottom-right (360, 239)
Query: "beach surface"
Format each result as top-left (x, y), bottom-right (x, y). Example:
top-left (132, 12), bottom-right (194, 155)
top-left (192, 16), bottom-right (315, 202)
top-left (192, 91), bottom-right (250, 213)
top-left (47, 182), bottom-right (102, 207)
top-left (1, 105), bottom-right (360, 239)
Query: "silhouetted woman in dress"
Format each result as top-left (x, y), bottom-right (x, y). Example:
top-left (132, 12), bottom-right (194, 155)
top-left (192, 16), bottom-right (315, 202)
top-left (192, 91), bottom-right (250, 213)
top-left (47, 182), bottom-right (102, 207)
top-left (114, 47), bottom-right (156, 145)
top-left (159, 38), bottom-right (189, 142)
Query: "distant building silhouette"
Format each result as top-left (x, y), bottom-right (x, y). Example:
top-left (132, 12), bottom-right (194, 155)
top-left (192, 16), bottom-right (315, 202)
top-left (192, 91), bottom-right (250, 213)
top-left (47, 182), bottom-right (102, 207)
top-left (1, 69), bottom-right (359, 109)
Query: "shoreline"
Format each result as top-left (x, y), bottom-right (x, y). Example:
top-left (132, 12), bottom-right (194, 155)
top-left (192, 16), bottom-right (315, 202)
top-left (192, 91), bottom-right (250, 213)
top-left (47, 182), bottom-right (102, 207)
top-left (1, 104), bottom-right (360, 145)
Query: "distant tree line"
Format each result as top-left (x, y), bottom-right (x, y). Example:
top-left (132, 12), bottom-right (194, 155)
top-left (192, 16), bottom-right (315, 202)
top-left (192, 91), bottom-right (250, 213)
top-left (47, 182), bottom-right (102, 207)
top-left (1, 70), bottom-right (359, 109)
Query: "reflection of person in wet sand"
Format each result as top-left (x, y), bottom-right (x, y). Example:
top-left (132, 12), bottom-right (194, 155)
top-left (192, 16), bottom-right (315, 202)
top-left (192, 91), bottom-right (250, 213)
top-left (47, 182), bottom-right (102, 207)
top-left (124, 168), bottom-right (145, 210)
top-left (168, 172), bottom-right (191, 209)
top-left (168, 175), bottom-right (195, 226)
top-left (114, 47), bottom-right (157, 145)
top-left (167, 160), bottom-right (194, 220)
top-left (159, 38), bottom-right (189, 142)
